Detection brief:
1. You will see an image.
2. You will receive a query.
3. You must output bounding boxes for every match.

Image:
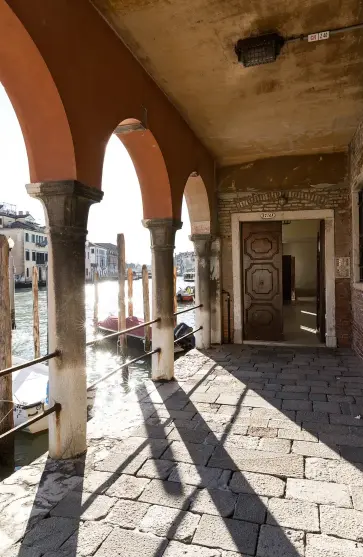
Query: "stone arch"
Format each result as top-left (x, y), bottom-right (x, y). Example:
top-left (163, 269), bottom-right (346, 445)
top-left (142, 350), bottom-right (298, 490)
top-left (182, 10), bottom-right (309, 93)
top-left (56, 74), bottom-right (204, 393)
top-left (184, 173), bottom-right (211, 234)
top-left (114, 119), bottom-right (173, 219)
top-left (0, 1), bottom-right (76, 183)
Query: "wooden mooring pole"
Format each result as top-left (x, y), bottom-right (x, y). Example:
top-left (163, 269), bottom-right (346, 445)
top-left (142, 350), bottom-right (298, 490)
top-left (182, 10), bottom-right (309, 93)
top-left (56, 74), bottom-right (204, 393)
top-left (128, 267), bottom-right (133, 317)
top-left (0, 235), bottom-right (14, 466)
top-left (142, 265), bottom-right (151, 352)
top-left (117, 234), bottom-right (127, 360)
top-left (173, 266), bottom-right (177, 326)
top-left (9, 253), bottom-right (15, 330)
top-left (94, 270), bottom-right (99, 326)
top-left (32, 266), bottom-right (40, 359)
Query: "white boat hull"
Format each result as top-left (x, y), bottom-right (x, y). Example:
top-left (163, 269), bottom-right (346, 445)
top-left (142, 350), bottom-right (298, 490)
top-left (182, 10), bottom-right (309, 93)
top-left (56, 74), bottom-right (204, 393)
top-left (12, 357), bottom-right (96, 435)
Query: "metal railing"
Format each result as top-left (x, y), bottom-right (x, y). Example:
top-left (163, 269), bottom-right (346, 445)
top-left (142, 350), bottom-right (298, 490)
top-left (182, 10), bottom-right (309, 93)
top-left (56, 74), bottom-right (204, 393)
top-left (86, 317), bottom-right (160, 347)
top-left (0, 403), bottom-right (61, 440)
top-left (0, 303), bottom-right (203, 440)
top-left (174, 304), bottom-right (203, 317)
top-left (174, 325), bottom-right (202, 344)
top-left (87, 348), bottom-right (160, 391)
top-left (0, 350), bottom-right (60, 378)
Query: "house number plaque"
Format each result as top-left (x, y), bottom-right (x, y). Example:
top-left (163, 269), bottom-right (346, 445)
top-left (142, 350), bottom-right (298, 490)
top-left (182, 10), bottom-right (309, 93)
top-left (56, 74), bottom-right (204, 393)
top-left (260, 213), bottom-right (276, 220)
top-left (335, 257), bottom-right (350, 279)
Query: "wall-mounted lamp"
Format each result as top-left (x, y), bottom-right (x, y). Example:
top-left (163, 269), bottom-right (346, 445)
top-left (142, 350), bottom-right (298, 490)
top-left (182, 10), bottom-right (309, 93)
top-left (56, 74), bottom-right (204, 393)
top-left (235, 33), bottom-right (285, 67)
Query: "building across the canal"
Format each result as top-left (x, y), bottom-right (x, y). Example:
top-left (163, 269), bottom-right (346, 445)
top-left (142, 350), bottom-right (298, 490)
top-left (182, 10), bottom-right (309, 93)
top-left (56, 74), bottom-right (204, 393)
top-left (85, 241), bottom-right (118, 281)
top-left (174, 251), bottom-right (195, 276)
top-left (0, 202), bottom-right (48, 286)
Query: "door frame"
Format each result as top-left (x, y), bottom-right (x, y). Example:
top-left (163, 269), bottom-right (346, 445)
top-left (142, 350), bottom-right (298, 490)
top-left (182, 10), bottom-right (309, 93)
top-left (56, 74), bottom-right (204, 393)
top-left (232, 209), bottom-right (336, 347)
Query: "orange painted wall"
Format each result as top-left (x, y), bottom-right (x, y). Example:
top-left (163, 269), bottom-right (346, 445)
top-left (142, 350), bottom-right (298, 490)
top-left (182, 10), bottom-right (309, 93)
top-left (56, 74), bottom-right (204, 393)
top-left (5, 0), bottom-right (215, 222)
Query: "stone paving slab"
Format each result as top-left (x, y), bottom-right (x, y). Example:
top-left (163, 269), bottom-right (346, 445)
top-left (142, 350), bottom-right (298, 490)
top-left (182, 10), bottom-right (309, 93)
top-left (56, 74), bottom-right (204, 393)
top-left (193, 514), bottom-right (259, 554)
top-left (94, 527), bottom-right (168, 557)
top-left (286, 478), bottom-right (352, 507)
top-left (256, 525), bottom-right (305, 557)
top-left (104, 498), bottom-right (150, 528)
top-left (189, 488), bottom-right (237, 517)
top-left (139, 479), bottom-right (195, 509)
top-left (139, 504), bottom-right (200, 542)
top-left (305, 534), bottom-right (363, 557)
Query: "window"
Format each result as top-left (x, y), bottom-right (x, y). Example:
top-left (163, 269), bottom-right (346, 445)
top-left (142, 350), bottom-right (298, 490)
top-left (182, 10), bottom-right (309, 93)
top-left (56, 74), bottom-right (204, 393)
top-left (25, 250), bottom-right (30, 261)
top-left (32, 252), bottom-right (36, 261)
top-left (26, 268), bottom-right (29, 278)
top-left (91, 248), bottom-right (94, 254)
top-left (25, 233), bottom-right (29, 242)
top-left (31, 234), bottom-right (35, 242)
top-left (359, 191), bottom-right (363, 281)
top-left (0, 217), bottom-right (3, 226)
top-left (45, 253), bottom-right (48, 262)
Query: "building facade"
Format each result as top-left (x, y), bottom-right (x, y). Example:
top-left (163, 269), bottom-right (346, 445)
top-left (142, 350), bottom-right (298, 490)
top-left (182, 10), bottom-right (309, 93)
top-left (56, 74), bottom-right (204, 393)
top-left (85, 241), bottom-right (118, 280)
top-left (174, 251), bottom-right (195, 275)
top-left (0, 203), bottom-right (48, 285)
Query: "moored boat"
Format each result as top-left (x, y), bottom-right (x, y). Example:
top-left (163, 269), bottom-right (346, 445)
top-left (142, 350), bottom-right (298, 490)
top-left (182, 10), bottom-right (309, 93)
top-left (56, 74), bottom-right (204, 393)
top-left (183, 271), bottom-right (195, 282)
top-left (12, 356), bottom-right (95, 434)
top-left (177, 285), bottom-right (195, 302)
top-left (97, 315), bottom-right (194, 353)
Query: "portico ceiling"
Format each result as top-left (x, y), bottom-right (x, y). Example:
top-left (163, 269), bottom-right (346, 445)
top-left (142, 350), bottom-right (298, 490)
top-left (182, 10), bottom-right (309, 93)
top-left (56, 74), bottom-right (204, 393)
top-left (92, 0), bottom-right (363, 165)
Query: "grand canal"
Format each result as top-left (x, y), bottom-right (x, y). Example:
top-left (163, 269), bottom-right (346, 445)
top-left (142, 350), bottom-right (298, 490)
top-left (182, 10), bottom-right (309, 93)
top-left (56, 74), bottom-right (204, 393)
top-left (3, 278), bottom-right (194, 478)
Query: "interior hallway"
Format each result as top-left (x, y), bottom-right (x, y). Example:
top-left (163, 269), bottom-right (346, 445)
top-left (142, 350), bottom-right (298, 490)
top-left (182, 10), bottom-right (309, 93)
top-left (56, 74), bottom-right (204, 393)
top-left (283, 299), bottom-right (322, 346)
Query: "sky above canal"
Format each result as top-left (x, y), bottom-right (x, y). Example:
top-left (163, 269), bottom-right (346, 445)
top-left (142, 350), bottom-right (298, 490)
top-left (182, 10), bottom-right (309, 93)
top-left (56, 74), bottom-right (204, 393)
top-left (0, 85), bottom-right (193, 264)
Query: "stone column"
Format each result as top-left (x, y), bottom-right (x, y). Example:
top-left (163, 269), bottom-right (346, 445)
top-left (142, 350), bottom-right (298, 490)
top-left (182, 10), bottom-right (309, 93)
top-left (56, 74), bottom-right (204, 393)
top-left (210, 237), bottom-right (222, 344)
top-left (191, 234), bottom-right (212, 349)
top-left (143, 218), bottom-right (181, 381)
top-left (27, 180), bottom-right (103, 459)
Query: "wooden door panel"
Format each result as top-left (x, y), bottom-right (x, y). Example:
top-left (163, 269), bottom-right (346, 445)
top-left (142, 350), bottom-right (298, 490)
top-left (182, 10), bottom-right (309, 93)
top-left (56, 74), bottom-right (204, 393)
top-left (243, 222), bottom-right (283, 341)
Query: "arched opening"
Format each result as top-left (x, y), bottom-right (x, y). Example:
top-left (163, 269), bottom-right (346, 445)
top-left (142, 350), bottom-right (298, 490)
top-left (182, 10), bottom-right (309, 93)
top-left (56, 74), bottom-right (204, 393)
top-left (0, 1), bottom-right (76, 183)
top-left (114, 119), bottom-right (173, 219)
top-left (184, 173), bottom-right (211, 235)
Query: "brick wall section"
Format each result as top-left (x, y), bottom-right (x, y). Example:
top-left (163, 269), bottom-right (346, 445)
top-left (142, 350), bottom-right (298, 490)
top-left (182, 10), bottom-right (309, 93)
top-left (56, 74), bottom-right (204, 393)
top-left (218, 186), bottom-right (351, 346)
top-left (349, 121), bottom-right (363, 356)
top-left (352, 288), bottom-right (363, 358)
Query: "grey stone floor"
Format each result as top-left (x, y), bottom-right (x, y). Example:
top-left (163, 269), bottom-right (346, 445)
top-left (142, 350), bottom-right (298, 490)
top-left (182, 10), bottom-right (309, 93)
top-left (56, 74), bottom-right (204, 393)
top-left (2, 345), bottom-right (363, 556)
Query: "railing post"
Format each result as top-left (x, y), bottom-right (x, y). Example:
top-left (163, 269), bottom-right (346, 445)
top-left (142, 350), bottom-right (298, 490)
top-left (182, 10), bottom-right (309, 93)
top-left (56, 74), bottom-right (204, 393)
top-left (0, 235), bottom-right (14, 465)
top-left (27, 181), bottom-right (103, 459)
top-left (190, 234), bottom-right (212, 349)
top-left (143, 218), bottom-right (181, 381)
top-left (127, 267), bottom-right (134, 317)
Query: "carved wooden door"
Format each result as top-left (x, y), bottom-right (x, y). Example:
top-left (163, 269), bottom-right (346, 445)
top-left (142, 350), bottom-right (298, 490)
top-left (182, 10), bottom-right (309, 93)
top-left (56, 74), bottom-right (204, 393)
top-left (242, 221), bottom-right (283, 341)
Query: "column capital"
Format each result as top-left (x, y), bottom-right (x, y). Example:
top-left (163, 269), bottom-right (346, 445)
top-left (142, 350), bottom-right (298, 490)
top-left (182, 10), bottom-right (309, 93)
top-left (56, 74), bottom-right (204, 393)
top-left (190, 233), bottom-right (213, 258)
top-left (26, 180), bottom-right (103, 239)
top-left (143, 218), bottom-right (182, 251)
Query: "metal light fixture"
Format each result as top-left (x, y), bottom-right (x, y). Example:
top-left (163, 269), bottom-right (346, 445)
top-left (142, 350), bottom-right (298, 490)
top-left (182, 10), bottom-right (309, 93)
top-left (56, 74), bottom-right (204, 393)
top-left (235, 33), bottom-right (285, 67)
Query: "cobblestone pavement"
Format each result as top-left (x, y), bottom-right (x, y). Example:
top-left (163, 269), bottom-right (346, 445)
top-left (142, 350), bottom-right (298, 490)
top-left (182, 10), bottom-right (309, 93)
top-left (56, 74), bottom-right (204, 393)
top-left (2, 345), bottom-right (363, 556)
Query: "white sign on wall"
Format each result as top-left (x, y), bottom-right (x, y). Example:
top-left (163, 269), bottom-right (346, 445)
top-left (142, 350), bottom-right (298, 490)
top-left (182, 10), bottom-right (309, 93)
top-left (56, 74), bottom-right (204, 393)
top-left (308, 31), bottom-right (330, 43)
top-left (335, 257), bottom-right (350, 279)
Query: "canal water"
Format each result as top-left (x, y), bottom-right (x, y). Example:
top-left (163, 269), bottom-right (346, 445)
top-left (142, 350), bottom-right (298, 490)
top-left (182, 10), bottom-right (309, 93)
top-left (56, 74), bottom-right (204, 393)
top-left (3, 278), bottom-right (194, 477)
